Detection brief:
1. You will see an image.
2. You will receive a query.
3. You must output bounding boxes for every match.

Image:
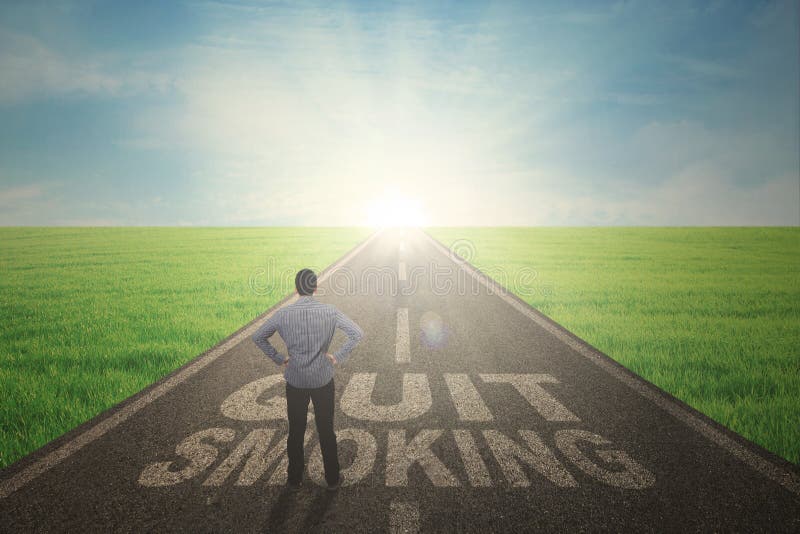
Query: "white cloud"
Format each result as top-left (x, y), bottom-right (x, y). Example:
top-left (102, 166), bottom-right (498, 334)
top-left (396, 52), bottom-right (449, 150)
top-left (411, 163), bottom-right (799, 227)
top-left (0, 30), bottom-right (118, 101)
top-left (116, 5), bottom-right (533, 226)
top-left (636, 166), bottom-right (799, 226)
top-left (0, 183), bottom-right (44, 204)
top-left (661, 54), bottom-right (743, 81)
top-left (0, 182), bottom-right (64, 225)
top-left (136, 7), bottom-right (797, 227)
top-left (0, 29), bottom-right (173, 103)
top-left (0, 2), bottom-right (796, 226)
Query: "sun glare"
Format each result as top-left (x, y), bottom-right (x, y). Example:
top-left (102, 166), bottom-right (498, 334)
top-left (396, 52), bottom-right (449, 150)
top-left (366, 192), bottom-right (427, 228)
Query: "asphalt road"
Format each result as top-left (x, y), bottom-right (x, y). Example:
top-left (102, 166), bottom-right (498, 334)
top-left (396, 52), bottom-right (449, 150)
top-left (1, 228), bottom-right (798, 532)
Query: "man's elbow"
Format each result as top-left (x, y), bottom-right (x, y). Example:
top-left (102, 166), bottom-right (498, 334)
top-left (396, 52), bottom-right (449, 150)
top-left (252, 334), bottom-right (270, 354)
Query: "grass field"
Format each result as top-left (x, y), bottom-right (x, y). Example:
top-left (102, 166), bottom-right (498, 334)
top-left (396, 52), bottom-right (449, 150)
top-left (0, 227), bottom-right (370, 469)
top-left (428, 227), bottom-right (800, 464)
top-left (2, 227), bottom-right (797, 470)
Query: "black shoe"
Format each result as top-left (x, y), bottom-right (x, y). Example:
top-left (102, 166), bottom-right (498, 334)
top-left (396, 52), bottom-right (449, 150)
top-left (326, 475), bottom-right (342, 491)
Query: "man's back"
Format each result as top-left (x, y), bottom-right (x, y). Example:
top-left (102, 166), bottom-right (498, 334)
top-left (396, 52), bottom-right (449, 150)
top-left (253, 295), bottom-right (363, 388)
top-left (252, 269), bottom-right (360, 490)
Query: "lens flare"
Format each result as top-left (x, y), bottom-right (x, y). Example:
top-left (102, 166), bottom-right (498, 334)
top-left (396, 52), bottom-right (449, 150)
top-left (419, 311), bottom-right (449, 349)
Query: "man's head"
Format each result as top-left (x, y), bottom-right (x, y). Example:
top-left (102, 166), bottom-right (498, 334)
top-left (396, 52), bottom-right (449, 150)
top-left (295, 268), bottom-right (317, 296)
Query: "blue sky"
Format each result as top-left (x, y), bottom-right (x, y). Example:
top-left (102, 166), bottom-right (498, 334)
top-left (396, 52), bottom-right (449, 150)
top-left (0, 0), bottom-right (797, 225)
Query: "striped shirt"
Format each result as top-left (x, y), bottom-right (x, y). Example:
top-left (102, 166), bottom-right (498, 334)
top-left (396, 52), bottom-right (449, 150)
top-left (252, 296), bottom-right (363, 388)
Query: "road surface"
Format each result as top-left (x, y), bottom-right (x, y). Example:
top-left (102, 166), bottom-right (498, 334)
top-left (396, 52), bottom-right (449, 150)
top-left (1, 228), bottom-right (798, 532)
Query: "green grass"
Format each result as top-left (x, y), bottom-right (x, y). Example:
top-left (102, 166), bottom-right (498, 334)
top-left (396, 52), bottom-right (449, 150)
top-left (2, 226), bottom-right (797, 469)
top-left (428, 227), bottom-right (800, 464)
top-left (0, 227), bottom-right (370, 469)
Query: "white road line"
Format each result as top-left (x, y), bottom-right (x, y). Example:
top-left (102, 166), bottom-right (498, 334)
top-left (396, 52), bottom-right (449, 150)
top-left (0, 230), bottom-right (383, 500)
top-left (389, 499), bottom-right (420, 533)
top-left (452, 430), bottom-right (492, 487)
top-left (341, 373), bottom-right (431, 421)
top-left (395, 307), bottom-right (410, 364)
top-left (421, 229), bottom-right (800, 496)
top-left (398, 261), bottom-right (407, 281)
top-left (444, 374), bottom-right (493, 421)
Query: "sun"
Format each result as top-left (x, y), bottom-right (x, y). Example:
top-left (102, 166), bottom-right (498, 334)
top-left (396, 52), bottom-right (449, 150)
top-left (365, 191), bottom-right (427, 228)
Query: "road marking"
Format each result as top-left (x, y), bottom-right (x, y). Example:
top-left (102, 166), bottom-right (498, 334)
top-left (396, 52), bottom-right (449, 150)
top-left (135, 424), bottom-right (662, 490)
top-left (205, 428), bottom-right (280, 486)
top-left (452, 430), bottom-right (492, 487)
top-left (256, 429), bottom-right (315, 486)
top-left (220, 374), bottom-right (312, 422)
top-left (134, 370), bottom-right (661, 491)
top-left (139, 427), bottom-right (316, 487)
top-left (340, 373), bottom-right (431, 421)
top-left (555, 429), bottom-right (655, 489)
top-left (134, 367), bottom-right (660, 491)
top-left (483, 429), bottom-right (577, 488)
top-left (138, 428), bottom-right (236, 487)
top-left (0, 230), bottom-right (382, 499)
top-left (395, 307), bottom-right (410, 363)
top-left (398, 261), bottom-right (407, 281)
top-left (386, 429), bottom-right (459, 487)
top-left (422, 230), bottom-right (800, 496)
top-left (444, 374), bottom-right (493, 421)
top-left (480, 374), bottom-right (580, 422)
top-left (389, 500), bottom-right (419, 533)
top-left (308, 428), bottom-right (376, 487)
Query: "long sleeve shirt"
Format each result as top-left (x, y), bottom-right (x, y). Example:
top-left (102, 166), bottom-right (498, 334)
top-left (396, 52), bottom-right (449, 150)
top-left (251, 295), bottom-right (363, 388)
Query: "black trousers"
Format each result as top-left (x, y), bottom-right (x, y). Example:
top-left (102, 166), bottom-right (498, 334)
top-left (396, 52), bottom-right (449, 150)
top-left (285, 378), bottom-right (340, 485)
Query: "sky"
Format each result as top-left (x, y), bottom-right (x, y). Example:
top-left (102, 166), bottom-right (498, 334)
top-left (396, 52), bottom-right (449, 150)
top-left (0, 0), bottom-right (797, 226)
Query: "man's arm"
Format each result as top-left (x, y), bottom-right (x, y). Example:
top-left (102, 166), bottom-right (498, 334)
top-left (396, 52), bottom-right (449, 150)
top-left (330, 309), bottom-right (363, 365)
top-left (252, 312), bottom-right (288, 366)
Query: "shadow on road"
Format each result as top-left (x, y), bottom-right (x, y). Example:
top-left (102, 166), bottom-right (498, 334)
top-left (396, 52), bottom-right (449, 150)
top-left (264, 485), bottom-right (338, 532)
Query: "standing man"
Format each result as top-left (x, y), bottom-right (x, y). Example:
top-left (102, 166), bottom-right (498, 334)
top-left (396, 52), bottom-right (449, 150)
top-left (252, 268), bottom-right (363, 490)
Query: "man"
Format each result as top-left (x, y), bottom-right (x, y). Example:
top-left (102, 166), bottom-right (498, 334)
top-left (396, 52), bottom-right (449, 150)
top-left (252, 268), bottom-right (363, 491)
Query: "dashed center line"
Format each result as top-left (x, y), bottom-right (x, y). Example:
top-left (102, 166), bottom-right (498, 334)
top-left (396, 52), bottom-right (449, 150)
top-left (398, 261), bottom-right (407, 281)
top-left (395, 308), bottom-right (410, 364)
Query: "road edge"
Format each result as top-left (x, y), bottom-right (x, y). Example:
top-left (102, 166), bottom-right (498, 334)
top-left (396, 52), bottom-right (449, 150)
top-left (421, 228), bottom-right (800, 497)
top-left (0, 229), bottom-right (380, 499)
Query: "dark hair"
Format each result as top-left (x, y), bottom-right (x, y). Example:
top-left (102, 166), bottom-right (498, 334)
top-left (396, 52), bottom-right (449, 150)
top-left (295, 268), bottom-right (317, 296)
